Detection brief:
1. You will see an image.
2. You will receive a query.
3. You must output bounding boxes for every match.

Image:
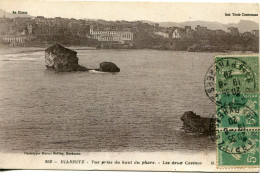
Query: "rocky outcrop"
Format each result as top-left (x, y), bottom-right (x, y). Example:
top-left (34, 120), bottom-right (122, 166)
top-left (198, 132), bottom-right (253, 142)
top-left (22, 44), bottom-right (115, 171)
top-left (45, 44), bottom-right (121, 73)
top-left (45, 44), bottom-right (87, 72)
top-left (181, 111), bottom-right (215, 135)
top-left (98, 62), bottom-right (120, 72)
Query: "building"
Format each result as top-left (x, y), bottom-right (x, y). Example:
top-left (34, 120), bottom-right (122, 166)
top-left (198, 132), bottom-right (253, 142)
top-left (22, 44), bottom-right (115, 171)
top-left (251, 30), bottom-right (259, 37)
top-left (195, 25), bottom-right (208, 35)
top-left (172, 28), bottom-right (182, 39)
top-left (215, 29), bottom-right (227, 36)
top-left (184, 26), bottom-right (192, 31)
top-left (2, 35), bottom-right (30, 46)
top-left (227, 27), bottom-right (239, 36)
top-left (170, 26), bottom-right (194, 39)
top-left (195, 25), bottom-right (216, 39)
top-left (90, 25), bottom-right (133, 44)
top-left (27, 23), bottom-right (33, 35)
top-left (154, 31), bottom-right (169, 38)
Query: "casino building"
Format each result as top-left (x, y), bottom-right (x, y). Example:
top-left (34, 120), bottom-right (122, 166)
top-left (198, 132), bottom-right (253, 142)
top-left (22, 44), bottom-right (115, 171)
top-left (90, 25), bottom-right (133, 44)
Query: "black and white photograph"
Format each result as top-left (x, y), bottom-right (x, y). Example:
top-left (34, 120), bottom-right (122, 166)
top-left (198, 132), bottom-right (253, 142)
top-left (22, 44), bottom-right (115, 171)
top-left (0, 0), bottom-right (259, 171)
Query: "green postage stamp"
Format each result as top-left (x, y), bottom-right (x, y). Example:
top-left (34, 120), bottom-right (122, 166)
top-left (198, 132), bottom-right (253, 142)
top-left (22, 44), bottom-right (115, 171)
top-left (215, 55), bottom-right (260, 168)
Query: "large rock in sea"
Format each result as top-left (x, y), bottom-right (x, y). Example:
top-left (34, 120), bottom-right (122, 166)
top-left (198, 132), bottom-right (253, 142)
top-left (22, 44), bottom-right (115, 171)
top-left (99, 61), bottom-right (120, 72)
top-left (181, 111), bottom-right (215, 135)
top-left (45, 44), bottom-right (87, 72)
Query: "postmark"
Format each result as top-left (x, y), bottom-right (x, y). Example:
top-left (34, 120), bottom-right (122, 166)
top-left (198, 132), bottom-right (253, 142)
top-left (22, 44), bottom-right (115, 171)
top-left (214, 55), bottom-right (259, 168)
top-left (216, 104), bottom-right (259, 153)
top-left (217, 129), bottom-right (260, 167)
top-left (204, 56), bottom-right (258, 104)
top-left (204, 63), bottom-right (216, 103)
top-left (215, 57), bottom-right (258, 94)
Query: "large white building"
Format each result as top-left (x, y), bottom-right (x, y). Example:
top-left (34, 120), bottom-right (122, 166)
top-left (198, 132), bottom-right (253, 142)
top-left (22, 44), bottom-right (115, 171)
top-left (2, 35), bottom-right (29, 47)
top-left (90, 26), bottom-right (133, 44)
top-left (154, 31), bottom-right (169, 38)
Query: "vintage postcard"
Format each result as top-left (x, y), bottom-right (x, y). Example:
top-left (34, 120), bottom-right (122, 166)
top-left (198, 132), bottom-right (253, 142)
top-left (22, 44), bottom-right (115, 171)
top-left (0, 0), bottom-right (259, 171)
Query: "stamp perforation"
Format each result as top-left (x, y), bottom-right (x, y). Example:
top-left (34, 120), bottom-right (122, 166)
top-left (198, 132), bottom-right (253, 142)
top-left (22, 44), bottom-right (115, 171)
top-left (216, 128), bottom-right (260, 131)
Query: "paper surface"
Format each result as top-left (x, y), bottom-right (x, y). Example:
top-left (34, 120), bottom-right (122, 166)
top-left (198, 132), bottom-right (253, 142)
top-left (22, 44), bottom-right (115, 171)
top-left (0, 0), bottom-right (259, 171)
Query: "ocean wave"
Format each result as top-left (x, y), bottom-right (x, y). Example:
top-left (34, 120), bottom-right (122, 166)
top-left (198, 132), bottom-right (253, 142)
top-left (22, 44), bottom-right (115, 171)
top-left (1, 58), bottom-right (40, 61)
top-left (89, 70), bottom-right (106, 73)
top-left (0, 53), bottom-right (44, 61)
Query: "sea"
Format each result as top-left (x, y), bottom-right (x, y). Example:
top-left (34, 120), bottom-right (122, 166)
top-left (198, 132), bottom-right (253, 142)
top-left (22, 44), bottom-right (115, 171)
top-left (0, 49), bottom-right (236, 153)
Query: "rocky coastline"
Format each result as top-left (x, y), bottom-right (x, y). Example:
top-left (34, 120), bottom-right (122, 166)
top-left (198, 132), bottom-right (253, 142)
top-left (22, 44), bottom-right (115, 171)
top-left (45, 44), bottom-right (120, 72)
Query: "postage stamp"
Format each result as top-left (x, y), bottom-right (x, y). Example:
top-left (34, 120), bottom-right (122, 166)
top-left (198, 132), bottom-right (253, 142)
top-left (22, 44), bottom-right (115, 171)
top-left (215, 55), bottom-right (260, 168)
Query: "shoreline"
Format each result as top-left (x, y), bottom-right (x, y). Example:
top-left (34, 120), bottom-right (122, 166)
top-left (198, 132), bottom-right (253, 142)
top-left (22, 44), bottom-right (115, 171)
top-left (0, 46), bottom-right (257, 55)
top-left (0, 46), bottom-right (96, 55)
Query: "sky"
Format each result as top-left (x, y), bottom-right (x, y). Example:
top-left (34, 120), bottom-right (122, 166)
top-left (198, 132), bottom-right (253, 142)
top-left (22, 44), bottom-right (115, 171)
top-left (0, 0), bottom-right (259, 23)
